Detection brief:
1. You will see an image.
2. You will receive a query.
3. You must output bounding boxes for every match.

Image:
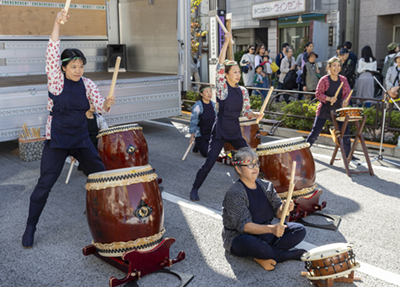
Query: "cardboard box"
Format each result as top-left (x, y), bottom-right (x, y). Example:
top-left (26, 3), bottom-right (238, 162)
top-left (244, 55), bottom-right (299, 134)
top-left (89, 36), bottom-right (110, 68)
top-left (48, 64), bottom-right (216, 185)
top-left (18, 138), bottom-right (46, 162)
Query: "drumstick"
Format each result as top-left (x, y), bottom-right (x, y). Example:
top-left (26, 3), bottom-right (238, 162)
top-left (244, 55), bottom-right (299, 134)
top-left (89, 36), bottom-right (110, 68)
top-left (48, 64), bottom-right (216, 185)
top-left (343, 90), bottom-right (353, 107)
top-left (215, 15), bottom-right (235, 44)
top-left (60, 0), bottom-right (72, 25)
top-left (65, 157), bottom-right (76, 184)
top-left (331, 82), bottom-right (344, 106)
top-left (256, 87), bottom-right (274, 124)
top-left (23, 123), bottom-right (30, 139)
top-left (182, 142), bottom-right (194, 161)
top-left (108, 56), bottom-right (121, 100)
top-left (279, 161), bottom-right (297, 226)
top-left (38, 127), bottom-right (41, 137)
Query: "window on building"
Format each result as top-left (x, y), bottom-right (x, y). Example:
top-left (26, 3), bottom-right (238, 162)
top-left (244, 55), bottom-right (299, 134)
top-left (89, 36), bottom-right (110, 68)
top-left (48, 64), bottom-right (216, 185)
top-left (394, 26), bottom-right (400, 44)
top-left (279, 26), bottom-right (310, 52)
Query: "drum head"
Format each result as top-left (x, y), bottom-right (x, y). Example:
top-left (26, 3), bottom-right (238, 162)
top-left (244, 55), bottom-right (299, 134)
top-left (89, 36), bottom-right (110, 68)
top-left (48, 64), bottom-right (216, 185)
top-left (256, 137), bottom-right (309, 155)
top-left (335, 107), bottom-right (364, 112)
top-left (238, 117), bottom-right (258, 126)
top-left (301, 242), bottom-right (354, 261)
top-left (97, 123), bottom-right (142, 138)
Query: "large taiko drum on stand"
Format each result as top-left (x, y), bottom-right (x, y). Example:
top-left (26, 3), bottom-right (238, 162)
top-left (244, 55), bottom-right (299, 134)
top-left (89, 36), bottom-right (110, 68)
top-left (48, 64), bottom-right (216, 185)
top-left (335, 107), bottom-right (364, 122)
top-left (256, 137), bottom-right (317, 199)
top-left (85, 165), bottom-right (164, 257)
top-left (224, 117), bottom-right (261, 152)
top-left (97, 124), bottom-right (148, 170)
top-left (301, 243), bottom-right (360, 280)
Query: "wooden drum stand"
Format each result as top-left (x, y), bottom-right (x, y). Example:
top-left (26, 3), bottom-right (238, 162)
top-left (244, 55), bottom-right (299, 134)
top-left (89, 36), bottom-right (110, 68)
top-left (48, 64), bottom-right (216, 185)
top-left (329, 110), bottom-right (374, 177)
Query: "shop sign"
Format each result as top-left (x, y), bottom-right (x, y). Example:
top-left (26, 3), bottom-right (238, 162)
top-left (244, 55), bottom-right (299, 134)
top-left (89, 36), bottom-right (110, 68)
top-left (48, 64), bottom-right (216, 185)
top-left (329, 26), bottom-right (334, 46)
top-left (252, 0), bottom-right (306, 19)
top-left (209, 16), bottom-right (218, 59)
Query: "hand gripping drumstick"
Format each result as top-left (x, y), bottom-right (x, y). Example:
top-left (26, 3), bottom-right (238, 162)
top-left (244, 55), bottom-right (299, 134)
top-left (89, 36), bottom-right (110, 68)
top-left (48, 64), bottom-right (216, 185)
top-left (331, 82), bottom-right (344, 106)
top-left (342, 90), bottom-right (353, 107)
top-left (60, 0), bottom-right (71, 25)
top-left (65, 157), bottom-right (76, 184)
top-left (215, 16), bottom-right (235, 45)
top-left (182, 142), bottom-right (194, 161)
top-left (256, 86), bottom-right (274, 124)
top-left (279, 161), bottom-right (297, 226)
top-left (108, 56), bottom-right (121, 100)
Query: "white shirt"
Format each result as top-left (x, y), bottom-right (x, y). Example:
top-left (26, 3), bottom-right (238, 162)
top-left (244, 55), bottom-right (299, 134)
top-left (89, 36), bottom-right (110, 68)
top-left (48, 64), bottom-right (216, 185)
top-left (357, 57), bottom-right (377, 74)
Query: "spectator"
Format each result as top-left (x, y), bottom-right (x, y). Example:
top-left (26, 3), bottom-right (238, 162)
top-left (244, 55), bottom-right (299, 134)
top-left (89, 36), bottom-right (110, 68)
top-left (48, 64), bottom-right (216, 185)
top-left (262, 55), bottom-right (272, 88)
top-left (338, 48), bottom-right (356, 89)
top-left (302, 42), bottom-right (314, 67)
top-left (253, 65), bottom-right (267, 100)
top-left (254, 44), bottom-right (266, 67)
top-left (302, 52), bottom-right (320, 98)
top-left (279, 47), bottom-right (297, 103)
top-left (384, 51), bottom-right (400, 99)
top-left (382, 43), bottom-right (399, 80)
top-left (336, 45), bottom-right (343, 57)
top-left (240, 45), bottom-right (256, 87)
top-left (343, 41), bottom-right (357, 64)
top-left (275, 43), bottom-right (290, 78)
top-left (191, 55), bottom-right (201, 91)
top-left (356, 45), bottom-right (377, 100)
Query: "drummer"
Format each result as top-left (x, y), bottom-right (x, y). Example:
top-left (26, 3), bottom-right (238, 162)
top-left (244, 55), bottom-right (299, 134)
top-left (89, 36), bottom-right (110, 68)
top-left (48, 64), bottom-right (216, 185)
top-left (189, 85), bottom-right (217, 157)
top-left (22, 9), bottom-right (115, 248)
top-left (222, 147), bottom-right (306, 270)
top-left (306, 57), bottom-right (357, 161)
top-left (190, 32), bottom-right (264, 201)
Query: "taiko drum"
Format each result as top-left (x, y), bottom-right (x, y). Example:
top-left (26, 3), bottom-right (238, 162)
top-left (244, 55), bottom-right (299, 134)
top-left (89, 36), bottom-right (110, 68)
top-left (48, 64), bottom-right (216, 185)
top-left (85, 165), bottom-right (164, 257)
top-left (224, 117), bottom-right (261, 152)
top-left (97, 124), bottom-right (148, 170)
top-left (256, 137), bottom-right (316, 199)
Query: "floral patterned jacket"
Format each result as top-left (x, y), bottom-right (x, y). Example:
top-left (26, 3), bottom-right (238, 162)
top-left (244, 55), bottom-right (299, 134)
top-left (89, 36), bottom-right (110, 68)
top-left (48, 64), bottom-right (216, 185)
top-left (189, 100), bottom-right (217, 137)
top-left (215, 63), bottom-right (252, 118)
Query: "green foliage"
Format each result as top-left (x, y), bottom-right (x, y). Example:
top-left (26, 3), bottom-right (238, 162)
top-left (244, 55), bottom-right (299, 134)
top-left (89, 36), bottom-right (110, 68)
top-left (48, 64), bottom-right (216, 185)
top-left (234, 50), bottom-right (246, 65)
top-left (250, 94), bottom-right (263, 111)
top-left (293, 36), bottom-right (309, 60)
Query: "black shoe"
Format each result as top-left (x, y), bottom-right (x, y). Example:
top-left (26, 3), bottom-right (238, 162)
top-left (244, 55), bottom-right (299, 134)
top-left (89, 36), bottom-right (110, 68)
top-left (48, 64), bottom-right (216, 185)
top-left (351, 156), bottom-right (360, 161)
top-left (190, 188), bottom-right (200, 201)
top-left (22, 225), bottom-right (36, 248)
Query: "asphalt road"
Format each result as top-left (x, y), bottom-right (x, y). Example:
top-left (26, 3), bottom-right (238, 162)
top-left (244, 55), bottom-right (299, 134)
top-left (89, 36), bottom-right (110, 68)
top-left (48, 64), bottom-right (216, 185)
top-left (1, 117), bottom-right (400, 287)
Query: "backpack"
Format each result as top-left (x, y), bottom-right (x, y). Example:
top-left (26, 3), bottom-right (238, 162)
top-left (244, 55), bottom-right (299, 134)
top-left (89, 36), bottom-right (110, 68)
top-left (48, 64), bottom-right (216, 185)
top-left (382, 55), bottom-right (395, 78)
top-left (282, 61), bottom-right (297, 90)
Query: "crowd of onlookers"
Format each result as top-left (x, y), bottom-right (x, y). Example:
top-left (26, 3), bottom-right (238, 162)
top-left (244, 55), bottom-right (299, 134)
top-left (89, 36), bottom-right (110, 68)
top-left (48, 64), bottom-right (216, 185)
top-left (237, 40), bottom-right (400, 103)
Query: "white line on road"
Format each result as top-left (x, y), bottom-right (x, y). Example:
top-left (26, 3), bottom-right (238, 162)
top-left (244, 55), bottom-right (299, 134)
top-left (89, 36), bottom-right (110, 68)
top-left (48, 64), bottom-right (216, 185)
top-left (162, 191), bottom-right (400, 286)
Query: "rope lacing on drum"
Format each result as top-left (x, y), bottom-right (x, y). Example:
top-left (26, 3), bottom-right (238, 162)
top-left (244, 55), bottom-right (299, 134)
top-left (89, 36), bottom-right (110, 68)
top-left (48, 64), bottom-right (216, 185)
top-left (95, 237), bottom-right (163, 254)
top-left (97, 124), bottom-right (141, 137)
top-left (87, 169), bottom-right (154, 184)
top-left (256, 140), bottom-right (306, 152)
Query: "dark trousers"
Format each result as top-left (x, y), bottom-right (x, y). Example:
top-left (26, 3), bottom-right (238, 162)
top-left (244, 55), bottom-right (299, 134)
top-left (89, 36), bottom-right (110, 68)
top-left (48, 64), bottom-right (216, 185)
top-left (192, 134), bottom-right (248, 190)
top-left (277, 82), bottom-right (290, 103)
top-left (306, 117), bottom-right (351, 156)
top-left (195, 136), bottom-right (210, 158)
top-left (26, 140), bottom-right (105, 227)
top-left (230, 222), bottom-right (306, 262)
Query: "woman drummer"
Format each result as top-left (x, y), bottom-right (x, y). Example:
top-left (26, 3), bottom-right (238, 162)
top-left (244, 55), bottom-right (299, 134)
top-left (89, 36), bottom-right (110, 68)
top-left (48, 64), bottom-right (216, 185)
top-left (190, 32), bottom-right (263, 201)
top-left (222, 147), bottom-right (306, 270)
top-left (189, 85), bottom-right (217, 157)
top-left (22, 9), bottom-right (115, 248)
top-left (306, 57), bottom-right (357, 160)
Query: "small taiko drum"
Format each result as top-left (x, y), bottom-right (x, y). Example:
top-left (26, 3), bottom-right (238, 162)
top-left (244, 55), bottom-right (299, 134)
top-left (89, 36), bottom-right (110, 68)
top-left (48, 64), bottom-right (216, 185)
top-left (335, 107), bottom-right (364, 122)
top-left (256, 137), bottom-right (316, 199)
top-left (85, 165), bottom-right (164, 257)
top-left (97, 124), bottom-right (148, 170)
top-left (301, 243), bottom-right (360, 280)
top-left (224, 117), bottom-right (261, 152)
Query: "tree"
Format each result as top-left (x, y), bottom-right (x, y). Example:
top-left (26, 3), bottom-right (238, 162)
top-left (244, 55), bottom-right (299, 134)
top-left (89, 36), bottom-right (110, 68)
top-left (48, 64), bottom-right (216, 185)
top-left (191, 0), bottom-right (207, 56)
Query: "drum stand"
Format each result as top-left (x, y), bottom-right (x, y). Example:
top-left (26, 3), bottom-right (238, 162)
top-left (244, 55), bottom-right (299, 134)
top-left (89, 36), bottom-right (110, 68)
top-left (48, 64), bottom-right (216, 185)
top-left (329, 111), bottom-right (374, 177)
top-left (367, 75), bottom-right (400, 168)
top-left (82, 238), bottom-right (192, 287)
top-left (301, 271), bottom-right (361, 287)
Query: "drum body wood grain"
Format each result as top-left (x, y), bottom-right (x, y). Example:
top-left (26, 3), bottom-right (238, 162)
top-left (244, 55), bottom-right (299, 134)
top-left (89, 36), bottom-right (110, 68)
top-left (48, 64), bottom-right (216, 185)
top-left (97, 124), bottom-right (148, 170)
top-left (86, 165), bottom-right (164, 257)
top-left (335, 107), bottom-right (363, 122)
top-left (256, 137), bottom-right (316, 198)
top-left (224, 118), bottom-right (261, 152)
top-left (301, 243), bottom-right (360, 280)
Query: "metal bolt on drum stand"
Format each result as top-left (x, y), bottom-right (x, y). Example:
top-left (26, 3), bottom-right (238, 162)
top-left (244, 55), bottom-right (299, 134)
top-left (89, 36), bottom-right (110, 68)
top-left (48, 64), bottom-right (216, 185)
top-left (362, 70), bottom-right (400, 168)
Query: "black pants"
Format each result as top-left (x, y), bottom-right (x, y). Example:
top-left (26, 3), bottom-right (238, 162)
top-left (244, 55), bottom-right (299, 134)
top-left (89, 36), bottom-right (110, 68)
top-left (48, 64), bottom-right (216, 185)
top-left (192, 133), bottom-right (248, 190)
top-left (26, 140), bottom-right (105, 227)
top-left (194, 136), bottom-right (210, 158)
top-left (230, 222), bottom-right (306, 262)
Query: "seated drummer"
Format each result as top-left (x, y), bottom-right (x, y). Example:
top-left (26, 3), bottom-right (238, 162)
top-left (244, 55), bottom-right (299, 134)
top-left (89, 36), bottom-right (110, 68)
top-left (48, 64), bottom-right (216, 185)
top-left (189, 85), bottom-right (217, 157)
top-left (222, 147), bottom-right (306, 271)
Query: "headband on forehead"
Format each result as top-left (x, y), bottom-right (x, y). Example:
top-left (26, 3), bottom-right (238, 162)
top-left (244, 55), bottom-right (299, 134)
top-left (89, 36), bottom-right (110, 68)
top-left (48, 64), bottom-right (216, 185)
top-left (200, 86), bottom-right (211, 93)
top-left (61, 57), bottom-right (82, 63)
top-left (328, 57), bottom-right (341, 65)
top-left (231, 158), bottom-right (258, 166)
top-left (224, 59), bottom-right (238, 66)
